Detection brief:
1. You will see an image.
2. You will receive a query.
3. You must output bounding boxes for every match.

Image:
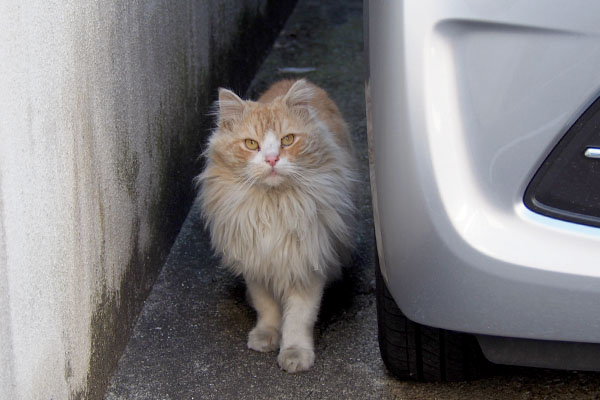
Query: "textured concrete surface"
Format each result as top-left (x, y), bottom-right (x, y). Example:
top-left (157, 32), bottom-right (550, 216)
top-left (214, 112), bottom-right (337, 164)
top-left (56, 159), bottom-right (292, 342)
top-left (105, 0), bottom-right (600, 399)
top-left (0, 1), bottom-right (294, 399)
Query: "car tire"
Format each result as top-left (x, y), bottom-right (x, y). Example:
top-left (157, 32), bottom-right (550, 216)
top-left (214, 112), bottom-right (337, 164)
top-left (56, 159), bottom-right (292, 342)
top-left (375, 254), bottom-right (490, 381)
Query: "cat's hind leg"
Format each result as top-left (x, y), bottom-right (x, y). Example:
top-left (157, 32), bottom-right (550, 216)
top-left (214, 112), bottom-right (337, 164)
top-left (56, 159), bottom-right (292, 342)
top-left (246, 280), bottom-right (281, 352)
top-left (277, 277), bottom-right (325, 373)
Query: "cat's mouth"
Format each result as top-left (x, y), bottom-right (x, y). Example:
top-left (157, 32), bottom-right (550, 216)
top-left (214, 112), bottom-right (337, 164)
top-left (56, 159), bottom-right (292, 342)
top-left (263, 167), bottom-right (285, 186)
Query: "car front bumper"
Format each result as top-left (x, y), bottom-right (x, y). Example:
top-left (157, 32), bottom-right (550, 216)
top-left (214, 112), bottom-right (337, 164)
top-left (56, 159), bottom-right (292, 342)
top-left (366, 0), bottom-right (600, 344)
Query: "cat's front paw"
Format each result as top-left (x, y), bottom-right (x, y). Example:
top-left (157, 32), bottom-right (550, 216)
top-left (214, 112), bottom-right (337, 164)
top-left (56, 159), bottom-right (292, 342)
top-left (248, 326), bottom-right (280, 352)
top-left (277, 346), bottom-right (315, 373)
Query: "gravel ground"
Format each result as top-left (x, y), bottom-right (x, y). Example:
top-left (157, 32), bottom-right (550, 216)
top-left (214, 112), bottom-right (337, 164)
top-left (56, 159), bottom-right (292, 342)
top-left (104, 0), bottom-right (600, 398)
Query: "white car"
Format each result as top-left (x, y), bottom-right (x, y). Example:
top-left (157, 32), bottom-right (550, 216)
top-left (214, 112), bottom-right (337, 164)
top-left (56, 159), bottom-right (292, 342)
top-left (365, 0), bottom-right (600, 381)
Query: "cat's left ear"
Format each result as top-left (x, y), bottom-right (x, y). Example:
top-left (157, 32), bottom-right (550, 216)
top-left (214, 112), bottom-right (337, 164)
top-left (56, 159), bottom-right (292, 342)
top-left (283, 79), bottom-right (314, 112)
top-left (217, 88), bottom-right (246, 129)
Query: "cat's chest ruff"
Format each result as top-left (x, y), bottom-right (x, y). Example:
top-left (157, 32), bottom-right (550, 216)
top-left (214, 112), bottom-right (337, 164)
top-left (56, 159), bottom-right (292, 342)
top-left (240, 188), bottom-right (317, 236)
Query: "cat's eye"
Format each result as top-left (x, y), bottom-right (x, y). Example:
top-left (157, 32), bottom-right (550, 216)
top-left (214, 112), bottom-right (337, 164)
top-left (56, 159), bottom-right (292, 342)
top-left (281, 134), bottom-right (295, 147)
top-left (244, 139), bottom-right (259, 150)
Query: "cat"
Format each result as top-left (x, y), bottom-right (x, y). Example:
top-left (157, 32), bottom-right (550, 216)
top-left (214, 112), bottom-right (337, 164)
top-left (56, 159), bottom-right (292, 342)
top-left (197, 79), bottom-right (356, 373)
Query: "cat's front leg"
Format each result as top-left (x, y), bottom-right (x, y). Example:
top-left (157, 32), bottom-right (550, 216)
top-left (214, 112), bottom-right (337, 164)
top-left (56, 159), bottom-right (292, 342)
top-left (277, 277), bottom-right (325, 373)
top-left (246, 280), bottom-right (282, 352)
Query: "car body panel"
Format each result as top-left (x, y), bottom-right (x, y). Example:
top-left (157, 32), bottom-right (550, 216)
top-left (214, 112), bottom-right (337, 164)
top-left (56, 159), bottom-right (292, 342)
top-left (366, 0), bottom-right (600, 344)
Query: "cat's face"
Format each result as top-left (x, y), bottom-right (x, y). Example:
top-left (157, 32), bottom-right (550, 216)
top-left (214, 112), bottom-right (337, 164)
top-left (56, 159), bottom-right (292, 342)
top-left (209, 82), bottom-right (322, 188)
top-left (240, 122), bottom-right (305, 187)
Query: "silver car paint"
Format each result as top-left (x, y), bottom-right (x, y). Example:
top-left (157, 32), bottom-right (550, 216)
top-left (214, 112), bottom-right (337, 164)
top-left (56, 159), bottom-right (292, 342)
top-left (366, 0), bottom-right (600, 343)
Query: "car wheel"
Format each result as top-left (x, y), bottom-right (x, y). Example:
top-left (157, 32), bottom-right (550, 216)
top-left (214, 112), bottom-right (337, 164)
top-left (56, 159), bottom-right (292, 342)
top-left (375, 254), bottom-right (490, 381)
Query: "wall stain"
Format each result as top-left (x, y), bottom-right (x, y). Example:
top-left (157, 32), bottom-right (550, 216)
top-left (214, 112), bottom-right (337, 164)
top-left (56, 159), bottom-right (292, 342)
top-left (114, 132), bottom-right (141, 203)
top-left (69, 1), bottom-right (297, 399)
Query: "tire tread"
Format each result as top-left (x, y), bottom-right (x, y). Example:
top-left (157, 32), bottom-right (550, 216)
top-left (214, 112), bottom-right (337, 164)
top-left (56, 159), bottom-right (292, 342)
top-left (375, 257), bottom-right (489, 382)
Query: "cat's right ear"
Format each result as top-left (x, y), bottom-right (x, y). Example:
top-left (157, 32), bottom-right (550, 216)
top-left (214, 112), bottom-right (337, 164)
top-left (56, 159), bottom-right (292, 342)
top-left (216, 88), bottom-right (246, 129)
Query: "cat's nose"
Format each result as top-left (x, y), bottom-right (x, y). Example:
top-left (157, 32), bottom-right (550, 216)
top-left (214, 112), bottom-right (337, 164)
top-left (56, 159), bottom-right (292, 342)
top-left (265, 154), bottom-right (279, 167)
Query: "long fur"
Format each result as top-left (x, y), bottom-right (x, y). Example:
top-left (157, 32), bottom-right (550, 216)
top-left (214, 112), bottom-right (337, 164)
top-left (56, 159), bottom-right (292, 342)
top-left (197, 79), bottom-right (356, 297)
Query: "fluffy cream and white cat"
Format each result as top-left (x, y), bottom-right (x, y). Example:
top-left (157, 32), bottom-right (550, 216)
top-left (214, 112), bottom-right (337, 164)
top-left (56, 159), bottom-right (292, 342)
top-left (197, 79), bottom-right (356, 373)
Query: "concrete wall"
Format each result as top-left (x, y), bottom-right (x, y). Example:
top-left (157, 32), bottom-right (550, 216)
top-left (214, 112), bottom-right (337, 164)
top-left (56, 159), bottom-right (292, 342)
top-left (0, 0), bottom-right (295, 399)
